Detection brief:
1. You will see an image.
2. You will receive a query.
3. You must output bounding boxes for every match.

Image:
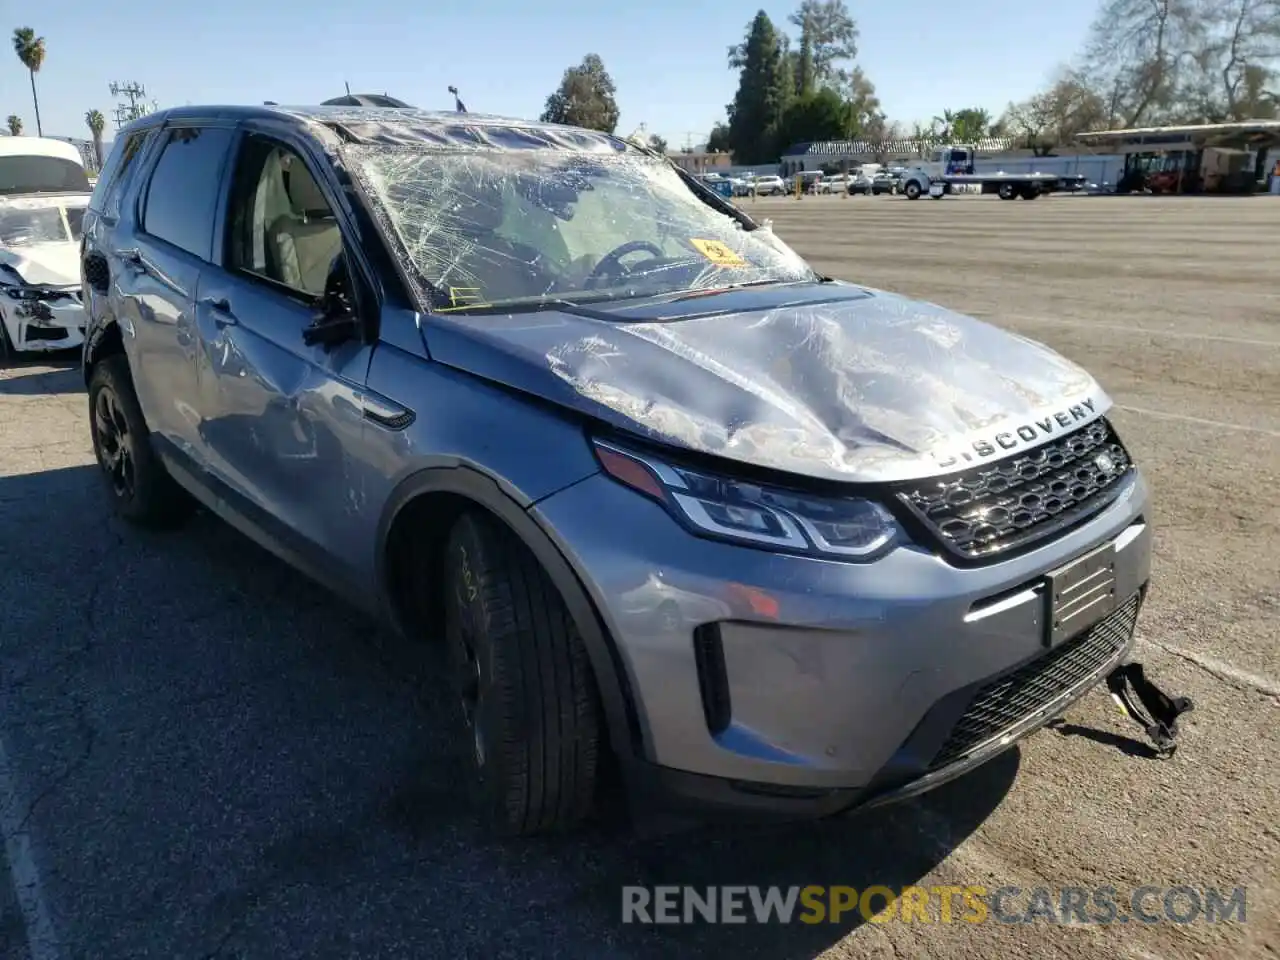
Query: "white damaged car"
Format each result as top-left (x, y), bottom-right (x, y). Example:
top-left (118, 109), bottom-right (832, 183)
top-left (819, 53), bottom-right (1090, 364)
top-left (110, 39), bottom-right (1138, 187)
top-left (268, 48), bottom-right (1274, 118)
top-left (0, 136), bottom-right (93, 357)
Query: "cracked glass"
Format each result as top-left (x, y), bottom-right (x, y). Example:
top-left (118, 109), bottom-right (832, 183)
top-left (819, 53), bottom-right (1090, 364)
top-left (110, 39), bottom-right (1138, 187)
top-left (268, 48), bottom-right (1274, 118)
top-left (343, 142), bottom-right (817, 313)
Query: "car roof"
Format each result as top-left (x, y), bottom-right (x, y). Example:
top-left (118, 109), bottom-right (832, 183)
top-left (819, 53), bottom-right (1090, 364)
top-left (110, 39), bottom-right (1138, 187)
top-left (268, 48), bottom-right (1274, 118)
top-left (0, 136), bottom-right (85, 165)
top-left (121, 104), bottom-right (635, 154)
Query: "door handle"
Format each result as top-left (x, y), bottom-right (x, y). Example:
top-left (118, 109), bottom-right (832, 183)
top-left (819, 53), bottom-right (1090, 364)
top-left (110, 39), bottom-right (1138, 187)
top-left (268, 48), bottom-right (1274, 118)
top-left (201, 296), bottom-right (237, 327)
top-left (119, 248), bottom-right (145, 273)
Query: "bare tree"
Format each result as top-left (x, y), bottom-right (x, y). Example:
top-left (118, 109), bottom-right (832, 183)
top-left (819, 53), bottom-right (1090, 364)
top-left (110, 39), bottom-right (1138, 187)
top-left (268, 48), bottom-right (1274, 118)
top-left (1003, 71), bottom-right (1109, 153)
top-left (1080, 0), bottom-right (1203, 125)
top-left (1209, 0), bottom-right (1280, 117)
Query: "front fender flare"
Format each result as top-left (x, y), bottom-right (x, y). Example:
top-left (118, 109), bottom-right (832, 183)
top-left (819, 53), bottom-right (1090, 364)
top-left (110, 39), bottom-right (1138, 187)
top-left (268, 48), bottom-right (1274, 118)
top-left (375, 464), bottom-right (644, 767)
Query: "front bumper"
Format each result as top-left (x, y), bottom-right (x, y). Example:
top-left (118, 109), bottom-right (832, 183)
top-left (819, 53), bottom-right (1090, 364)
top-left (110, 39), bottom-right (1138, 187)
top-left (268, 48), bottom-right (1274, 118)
top-left (532, 465), bottom-right (1150, 816)
top-left (1, 297), bottom-right (87, 352)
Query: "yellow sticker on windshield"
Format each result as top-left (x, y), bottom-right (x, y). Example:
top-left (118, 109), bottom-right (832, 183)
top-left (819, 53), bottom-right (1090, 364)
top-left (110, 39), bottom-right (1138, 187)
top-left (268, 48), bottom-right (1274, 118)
top-left (448, 286), bottom-right (485, 306)
top-left (689, 238), bottom-right (747, 267)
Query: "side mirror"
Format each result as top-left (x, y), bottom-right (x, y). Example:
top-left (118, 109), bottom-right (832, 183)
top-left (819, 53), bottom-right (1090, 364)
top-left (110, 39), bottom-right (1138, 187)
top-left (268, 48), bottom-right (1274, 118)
top-left (303, 254), bottom-right (362, 350)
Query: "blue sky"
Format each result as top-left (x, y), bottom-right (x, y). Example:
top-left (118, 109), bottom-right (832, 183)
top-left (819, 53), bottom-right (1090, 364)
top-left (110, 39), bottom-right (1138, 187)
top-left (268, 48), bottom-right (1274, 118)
top-left (3, 0), bottom-right (1091, 146)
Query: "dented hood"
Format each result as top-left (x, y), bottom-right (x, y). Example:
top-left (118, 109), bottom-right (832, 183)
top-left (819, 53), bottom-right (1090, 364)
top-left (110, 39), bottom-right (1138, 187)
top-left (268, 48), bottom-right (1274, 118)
top-left (421, 282), bottom-right (1111, 484)
top-left (0, 242), bottom-right (80, 287)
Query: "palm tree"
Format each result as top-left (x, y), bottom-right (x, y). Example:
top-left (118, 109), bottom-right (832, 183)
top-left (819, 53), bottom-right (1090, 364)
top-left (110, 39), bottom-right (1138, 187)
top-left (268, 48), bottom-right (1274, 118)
top-left (12, 28), bottom-right (46, 137)
top-left (931, 109), bottom-right (956, 139)
top-left (5, 114), bottom-right (21, 136)
top-left (85, 109), bottom-right (106, 169)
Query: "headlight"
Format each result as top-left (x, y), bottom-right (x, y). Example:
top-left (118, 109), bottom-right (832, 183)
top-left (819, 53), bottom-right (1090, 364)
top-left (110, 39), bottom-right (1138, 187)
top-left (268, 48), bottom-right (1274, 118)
top-left (4, 286), bottom-right (41, 301)
top-left (592, 438), bottom-right (900, 559)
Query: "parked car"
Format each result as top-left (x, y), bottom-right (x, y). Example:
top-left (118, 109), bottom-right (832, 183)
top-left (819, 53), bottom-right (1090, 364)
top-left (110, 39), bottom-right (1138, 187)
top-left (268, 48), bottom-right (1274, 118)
top-left (0, 136), bottom-right (93, 357)
top-left (847, 170), bottom-right (875, 195)
top-left (871, 169), bottom-right (904, 195)
top-left (750, 174), bottom-right (786, 195)
top-left (787, 171), bottom-right (824, 194)
top-left (81, 104), bottom-right (1179, 837)
top-left (817, 174), bottom-right (850, 194)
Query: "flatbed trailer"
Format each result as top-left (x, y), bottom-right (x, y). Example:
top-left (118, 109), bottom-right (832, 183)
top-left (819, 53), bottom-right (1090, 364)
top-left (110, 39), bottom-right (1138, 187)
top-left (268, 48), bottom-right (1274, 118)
top-left (919, 172), bottom-right (1087, 200)
top-left (897, 143), bottom-right (1087, 200)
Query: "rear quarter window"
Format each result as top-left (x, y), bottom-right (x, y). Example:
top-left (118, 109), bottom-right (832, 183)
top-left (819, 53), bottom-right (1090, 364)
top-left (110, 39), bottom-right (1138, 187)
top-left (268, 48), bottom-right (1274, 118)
top-left (89, 130), bottom-right (151, 219)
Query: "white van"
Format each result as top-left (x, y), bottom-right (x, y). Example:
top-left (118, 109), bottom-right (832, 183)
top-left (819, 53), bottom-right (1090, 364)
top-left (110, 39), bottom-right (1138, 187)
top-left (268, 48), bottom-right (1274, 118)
top-left (0, 136), bottom-right (92, 356)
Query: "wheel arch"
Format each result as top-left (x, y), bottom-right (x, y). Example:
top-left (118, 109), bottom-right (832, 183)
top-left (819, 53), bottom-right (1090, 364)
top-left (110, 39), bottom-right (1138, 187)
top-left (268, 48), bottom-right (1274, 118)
top-left (83, 316), bottom-right (126, 387)
top-left (376, 464), bottom-right (644, 768)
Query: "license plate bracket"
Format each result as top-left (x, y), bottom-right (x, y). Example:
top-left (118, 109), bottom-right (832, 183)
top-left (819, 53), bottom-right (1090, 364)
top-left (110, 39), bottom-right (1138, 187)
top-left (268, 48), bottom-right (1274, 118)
top-left (1044, 540), bottom-right (1119, 646)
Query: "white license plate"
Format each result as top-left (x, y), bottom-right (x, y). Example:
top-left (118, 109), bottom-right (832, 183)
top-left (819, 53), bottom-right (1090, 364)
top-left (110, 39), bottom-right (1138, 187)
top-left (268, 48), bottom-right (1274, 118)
top-left (929, 183), bottom-right (945, 197)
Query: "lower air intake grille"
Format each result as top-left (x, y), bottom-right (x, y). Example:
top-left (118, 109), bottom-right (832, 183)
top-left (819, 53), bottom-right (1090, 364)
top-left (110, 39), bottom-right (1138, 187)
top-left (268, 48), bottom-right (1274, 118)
top-left (929, 595), bottom-right (1139, 770)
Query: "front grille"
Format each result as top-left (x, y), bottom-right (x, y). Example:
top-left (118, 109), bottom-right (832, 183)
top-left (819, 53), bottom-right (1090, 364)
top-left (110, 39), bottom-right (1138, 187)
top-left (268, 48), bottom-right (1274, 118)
top-left (929, 595), bottom-right (1139, 770)
top-left (895, 418), bottom-right (1131, 561)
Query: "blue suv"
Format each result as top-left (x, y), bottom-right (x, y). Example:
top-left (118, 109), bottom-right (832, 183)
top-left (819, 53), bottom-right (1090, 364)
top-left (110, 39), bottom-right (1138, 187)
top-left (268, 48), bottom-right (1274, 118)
top-left (80, 105), bottom-right (1186, 836)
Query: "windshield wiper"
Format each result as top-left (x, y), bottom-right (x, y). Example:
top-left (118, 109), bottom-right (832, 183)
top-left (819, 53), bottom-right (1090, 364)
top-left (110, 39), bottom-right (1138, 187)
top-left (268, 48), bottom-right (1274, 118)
top-left (662, 278), bottom-right (817, 302)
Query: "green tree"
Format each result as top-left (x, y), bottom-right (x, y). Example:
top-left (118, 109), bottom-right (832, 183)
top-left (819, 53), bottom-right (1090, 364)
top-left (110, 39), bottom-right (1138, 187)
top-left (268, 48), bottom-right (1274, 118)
top-left (794, 33), bottom-right (816, 97)
top-left (12, 28), bottom-right (46, 137)
top-left (5, 114), bottom-right (21, 136)
top-left (539, 54), bottom-right (620, 134)
top-left (948, 107), bottom-right (993, 141)
top-left (726, 11), bottom-right (791, 164)
top-left (85, 109), bottom-right (106, 169)
top-left (776, 87), bottom-right (848, 150)
top-left (648, 133), bottom-right (668, 154)
top-left (788, 0), bottom-right (859, 90)
top-left (706, 122), bottom-right (732, 153)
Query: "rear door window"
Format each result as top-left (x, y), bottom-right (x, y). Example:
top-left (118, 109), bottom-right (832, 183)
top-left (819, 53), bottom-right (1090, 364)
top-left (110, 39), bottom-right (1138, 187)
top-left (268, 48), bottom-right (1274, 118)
top-left (140, 126), bottom-right (235, 261)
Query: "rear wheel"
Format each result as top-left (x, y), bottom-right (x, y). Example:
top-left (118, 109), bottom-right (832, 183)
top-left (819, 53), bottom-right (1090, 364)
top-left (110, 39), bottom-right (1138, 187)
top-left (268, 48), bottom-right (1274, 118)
top-left (998, 182), bottom-right (1017, 200)
top-left (904, 180), bottom-right (922, 200)
top-left (443, 511), bottom-right (602, 836)
top-left (87, 355), bottom-right (194, 527)
top-left (1019, 184), bottom-right (1042, 200)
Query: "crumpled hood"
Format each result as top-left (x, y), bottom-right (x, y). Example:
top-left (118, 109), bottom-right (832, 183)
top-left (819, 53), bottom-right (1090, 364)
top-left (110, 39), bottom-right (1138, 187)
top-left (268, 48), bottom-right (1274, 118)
top-left (421, 283), bottom-right (1110, 483)
top-left (0, 242), bottom-right (80, 287)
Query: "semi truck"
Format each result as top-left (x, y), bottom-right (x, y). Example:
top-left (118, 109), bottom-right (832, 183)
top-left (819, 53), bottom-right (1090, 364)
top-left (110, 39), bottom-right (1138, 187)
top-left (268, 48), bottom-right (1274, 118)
top-left (898, 144), bottom-right (1086, 200)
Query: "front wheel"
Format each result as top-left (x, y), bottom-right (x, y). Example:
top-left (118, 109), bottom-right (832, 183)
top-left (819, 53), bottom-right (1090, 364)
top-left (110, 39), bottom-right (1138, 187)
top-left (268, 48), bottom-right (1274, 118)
top-left (0, 313), bottom-right (15, 364)
top-left (87, 355), bottom-right (194, 527)
top-left (998, 183), bottom-right (1017, 200)
top-left (443, 512), bottom-right (602, 836)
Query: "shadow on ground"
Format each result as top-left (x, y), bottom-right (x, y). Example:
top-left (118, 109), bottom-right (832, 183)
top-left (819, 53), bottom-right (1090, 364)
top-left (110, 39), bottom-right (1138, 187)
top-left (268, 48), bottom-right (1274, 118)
top-left (0, 464), bottom-right (1018, 959)
top-left (0, 355), bottom-right (82, 396)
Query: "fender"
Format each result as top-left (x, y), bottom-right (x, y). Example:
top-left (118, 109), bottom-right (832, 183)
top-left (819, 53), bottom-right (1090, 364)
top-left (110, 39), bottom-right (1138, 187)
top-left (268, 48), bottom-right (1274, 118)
top-left (375, 464), bottom-right (645, 770)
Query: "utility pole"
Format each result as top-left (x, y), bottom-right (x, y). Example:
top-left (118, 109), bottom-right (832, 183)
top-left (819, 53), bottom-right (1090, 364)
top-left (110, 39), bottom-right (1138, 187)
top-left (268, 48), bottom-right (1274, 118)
top-left (109, 82), bottom-right (156, 130)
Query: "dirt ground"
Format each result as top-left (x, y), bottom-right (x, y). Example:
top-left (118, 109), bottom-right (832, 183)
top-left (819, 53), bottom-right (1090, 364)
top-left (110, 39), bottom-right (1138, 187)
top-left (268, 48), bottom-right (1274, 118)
top-left (0, 194), bottom-right (1276, 959)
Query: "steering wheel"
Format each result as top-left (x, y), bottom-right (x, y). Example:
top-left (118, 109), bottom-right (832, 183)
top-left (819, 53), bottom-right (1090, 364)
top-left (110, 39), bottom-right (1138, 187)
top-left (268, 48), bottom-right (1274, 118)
top-left (585, 240), bottom-right (664, 289)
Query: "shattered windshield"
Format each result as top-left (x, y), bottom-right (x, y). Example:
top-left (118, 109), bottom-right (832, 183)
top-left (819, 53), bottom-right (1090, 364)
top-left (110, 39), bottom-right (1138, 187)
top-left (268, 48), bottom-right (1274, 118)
top-left (345, 145), bottom-right (817, 312)
top-left (0, 206), bottom-right (71, 246)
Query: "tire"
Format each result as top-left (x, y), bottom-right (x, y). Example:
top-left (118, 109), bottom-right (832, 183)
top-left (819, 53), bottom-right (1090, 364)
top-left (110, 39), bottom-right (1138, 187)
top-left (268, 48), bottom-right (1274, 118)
top-left (904, 180), bottom-right (922, 200)
top-left (0, 313), bottom-right (15, 365)
top-left (87, 355), bottom-right (194, 527)
top-left (998, 183), bottom-right (1017, 200)
top-left (1020, 185), bottom-right (1042, 200)
top-left (443, 511), bottom-right (602, 836)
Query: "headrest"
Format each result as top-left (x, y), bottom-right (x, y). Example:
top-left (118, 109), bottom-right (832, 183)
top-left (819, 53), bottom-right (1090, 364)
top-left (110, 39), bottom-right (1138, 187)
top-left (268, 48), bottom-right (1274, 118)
top-left (288, 169), bottom-right (331, 215)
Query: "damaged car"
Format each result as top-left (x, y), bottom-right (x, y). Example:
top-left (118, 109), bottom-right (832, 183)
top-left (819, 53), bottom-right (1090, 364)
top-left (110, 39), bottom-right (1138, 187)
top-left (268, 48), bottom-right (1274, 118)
top-left (80, 105), bottom-right (1191, 837)
top-left (0, 136), bottom-right (92, 358)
